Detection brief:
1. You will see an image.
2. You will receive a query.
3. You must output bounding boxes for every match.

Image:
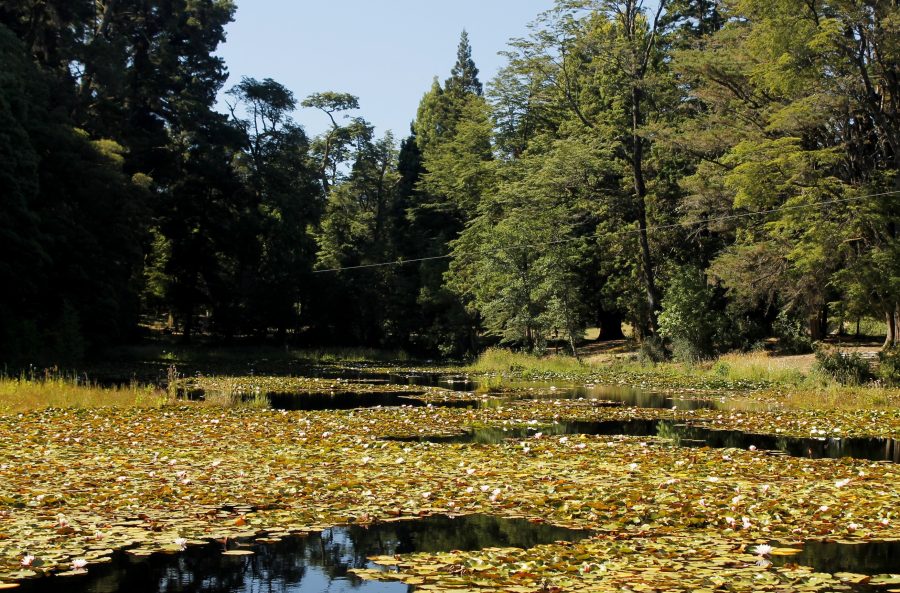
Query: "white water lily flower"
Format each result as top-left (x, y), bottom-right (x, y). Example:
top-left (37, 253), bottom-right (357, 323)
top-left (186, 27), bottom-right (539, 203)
top-left (72, 558), bottom-right (88, 571)
top-left (21, 554), bottom-right (35, 567)
top-left (175, 537), bottom-right (188, 550)
top-left (835, 478), bottom-right (850, 488)
top-left (752, 544), bottom-right (773, 556)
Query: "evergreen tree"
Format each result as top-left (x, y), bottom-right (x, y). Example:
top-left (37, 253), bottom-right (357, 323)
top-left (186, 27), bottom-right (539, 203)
top-left (445, 29), bottom-right (483, 98)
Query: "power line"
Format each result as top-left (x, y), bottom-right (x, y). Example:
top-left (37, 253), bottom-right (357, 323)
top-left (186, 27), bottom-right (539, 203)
top-left (311, 189), bottom-right (900, 274)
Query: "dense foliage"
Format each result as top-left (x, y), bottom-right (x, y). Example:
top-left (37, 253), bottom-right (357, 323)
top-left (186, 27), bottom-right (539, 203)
top-left (0, 0), bottom-right (898, 365)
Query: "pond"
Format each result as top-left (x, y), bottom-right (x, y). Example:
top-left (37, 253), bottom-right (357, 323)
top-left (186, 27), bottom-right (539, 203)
top-left (389, 420), bottom-right (900, 463)
top-left (14, 515), bottom-right (590, 593)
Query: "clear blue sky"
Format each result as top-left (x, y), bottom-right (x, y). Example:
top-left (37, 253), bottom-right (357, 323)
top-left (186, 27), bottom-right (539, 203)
top-left (216, 0), bottom-right (553, 138)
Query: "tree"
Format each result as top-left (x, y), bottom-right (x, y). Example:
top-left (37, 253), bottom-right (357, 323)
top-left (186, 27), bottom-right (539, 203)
top-left (494, 0), bottom-right (680, 338)
top-left (302, 91), bottom-right (361, 196)
top-left (445, 29), bottom-right (483, 98)
top-left (0, 24), bottom-right (148, 364)
top-left (675, 0), bottom-right (899, 345)
top-left (448, 134), bottom-right (600, 352)
top-left (227, 77), bottom-right (322, 337)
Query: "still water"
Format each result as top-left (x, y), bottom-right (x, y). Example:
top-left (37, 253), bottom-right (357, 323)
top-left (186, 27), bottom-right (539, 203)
top-left (389, 419), bottom-right (900, 463)
top-left (15, 515), bottom-right (589, 593)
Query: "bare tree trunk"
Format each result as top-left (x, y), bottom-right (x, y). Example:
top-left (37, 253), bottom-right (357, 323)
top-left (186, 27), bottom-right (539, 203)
top-left (631, 86), bottom-right (660, 335)
top-left (597, 308), bottom-right (625, 341)
top-left (886, 305), bottom-right (899, 349)
top-left (808, 306), bottom-right (828, 342)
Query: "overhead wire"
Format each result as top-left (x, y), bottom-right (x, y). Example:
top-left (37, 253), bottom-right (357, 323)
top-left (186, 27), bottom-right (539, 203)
top-left (311, 188), bottom-right (900, 274)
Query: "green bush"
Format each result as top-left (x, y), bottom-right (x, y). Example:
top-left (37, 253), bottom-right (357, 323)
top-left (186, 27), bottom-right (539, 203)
top-left (657, 266), bottom-right (725, 362)
top-left (670, 337), bottom-right (705, 365)
top-left (814, 348), bottom-right (873, 385)
top-left (773, 310), bottom-right (813, 354)
top-left (638, 335), bottom-right (668, 364)
top-left (878, 348), bottom-right (900, 387)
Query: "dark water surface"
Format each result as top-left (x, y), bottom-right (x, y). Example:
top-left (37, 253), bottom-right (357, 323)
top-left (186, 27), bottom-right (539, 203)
top-left (14, 515), bottom-right (590, 593)
top-left (265, 391), bottom-right (474, 411)
top-left (390, 420), bottom-right (900, 463)
top-left (770, 538), bottom-right (900, 577)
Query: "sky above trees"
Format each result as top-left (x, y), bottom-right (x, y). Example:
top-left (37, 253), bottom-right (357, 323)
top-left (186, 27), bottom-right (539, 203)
top-left (215, 0), bottom-right (551, 137)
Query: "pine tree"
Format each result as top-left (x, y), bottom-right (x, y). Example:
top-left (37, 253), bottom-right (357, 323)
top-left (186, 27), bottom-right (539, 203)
top-left (445, 30), bottom-right (483, 98)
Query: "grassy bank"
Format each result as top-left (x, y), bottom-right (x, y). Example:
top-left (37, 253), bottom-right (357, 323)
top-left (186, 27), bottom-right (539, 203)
top-left (468, 347), bottom-right (900, 409)
top-left (0, 376), bottom-right (170, 413)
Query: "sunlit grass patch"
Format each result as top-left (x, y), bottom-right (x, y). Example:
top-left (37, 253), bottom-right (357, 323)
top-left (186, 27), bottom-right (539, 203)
top-left (762, 384), bottom-right (900, 410)
top-left (0, 376), bottom-right (169, 413)
top-left (468, 347), bottom-right (589, 376)
top-left (707, 351), bottom-right (809, 385)
top-left (291, 346), bottom-right (411, 363)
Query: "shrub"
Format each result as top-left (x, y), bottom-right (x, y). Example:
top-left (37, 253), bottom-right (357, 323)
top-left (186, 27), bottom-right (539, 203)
top-left (814, 348), bottom-right (873, 385)
top-left (878, 348), bottom-right (900, 387)
top-left (657, 266), bottom-right (725, 362)
top-left (670, 337), bottom-right (705, 365)
top-left (638, 336), bottom-right (668, 365)
top-left (773, 310), bottom-right (813, 354)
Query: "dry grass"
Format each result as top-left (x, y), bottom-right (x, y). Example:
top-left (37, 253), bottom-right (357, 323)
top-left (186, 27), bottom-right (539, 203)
top-left (0, 377), bottom-right (170, 413)
top-left (761, 384), bottom-right (900, 410)
top-left (705, 351), bottom-right (810, 384)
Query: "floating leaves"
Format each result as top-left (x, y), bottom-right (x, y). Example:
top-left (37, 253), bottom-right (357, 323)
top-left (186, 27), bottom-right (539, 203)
top-left (0, 375), bottom-right (899, 590)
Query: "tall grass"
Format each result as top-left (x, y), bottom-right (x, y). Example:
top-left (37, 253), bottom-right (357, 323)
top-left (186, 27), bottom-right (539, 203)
top-left (707, 351), bottom-right (808, 385)
top-left (0, 376), bottom-right (170, 413)
top-left (468, 347), bottom-right (589, 376)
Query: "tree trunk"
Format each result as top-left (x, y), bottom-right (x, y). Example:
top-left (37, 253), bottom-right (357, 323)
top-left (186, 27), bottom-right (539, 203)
top-left (631, 85), bottom-right (660, 335)
top-left (886, 305), bottom-right (899, 349)
top-left (181, 305), bottom-right (194, 343)
top-left (808, 306), bottom-right (827, 342)
top-left (596, 308), bottom-right (625, 341)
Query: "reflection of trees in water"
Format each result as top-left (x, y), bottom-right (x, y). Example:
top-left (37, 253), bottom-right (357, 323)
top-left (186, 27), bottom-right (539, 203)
top-left (344, 515), bottom-right (588, 557)
top-left (20, 516), bottom-right (586, 593)
top-left (777, 540), bottom-right (900, 575)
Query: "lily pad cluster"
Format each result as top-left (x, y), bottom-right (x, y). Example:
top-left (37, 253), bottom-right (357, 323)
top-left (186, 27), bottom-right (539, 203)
top-left (0, 376), bottom-right (898, 590)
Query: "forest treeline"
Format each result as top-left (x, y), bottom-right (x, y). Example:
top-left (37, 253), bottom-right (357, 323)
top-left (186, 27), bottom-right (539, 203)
top-left (0, 0), bottom-right (898, 365)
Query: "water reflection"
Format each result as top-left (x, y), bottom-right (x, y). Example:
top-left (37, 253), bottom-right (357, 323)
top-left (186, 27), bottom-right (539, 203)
top-left (390, 420), bottom-right (900, 463)
top-left (16, 515), bottom-right (589, 593)
top-left (770, 538), bottom-right (900, 576)
top-left (266, 391), bottom-right (474, 411)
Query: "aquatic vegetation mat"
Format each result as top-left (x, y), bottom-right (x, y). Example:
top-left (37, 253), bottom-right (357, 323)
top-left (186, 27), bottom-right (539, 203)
top-left (0, 401), bottom-right (899, 590)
